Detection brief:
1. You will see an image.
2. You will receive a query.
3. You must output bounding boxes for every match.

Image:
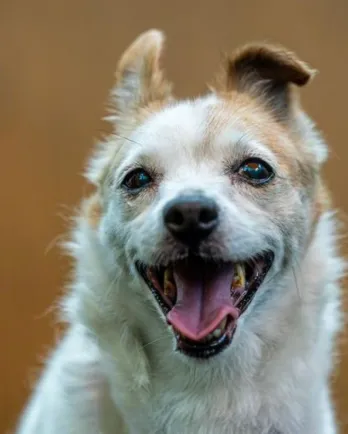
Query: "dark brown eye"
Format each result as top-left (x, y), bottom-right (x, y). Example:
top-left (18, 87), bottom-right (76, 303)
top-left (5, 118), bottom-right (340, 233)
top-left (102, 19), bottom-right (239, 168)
top-left (238, 158), bottom-right (274, 185)
top-left (122, 169), bottom-right (152, 191)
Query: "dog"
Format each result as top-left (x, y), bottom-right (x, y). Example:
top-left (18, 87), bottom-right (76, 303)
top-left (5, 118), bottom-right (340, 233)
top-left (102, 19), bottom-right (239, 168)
top-left (16, 30), bottom-right (344, 434)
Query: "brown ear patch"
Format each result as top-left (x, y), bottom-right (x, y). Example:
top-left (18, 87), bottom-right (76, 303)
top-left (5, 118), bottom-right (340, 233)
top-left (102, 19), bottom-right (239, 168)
top-left (226, 43), bottom-right (315, 91)
top-left (216, 43), bottom-right (316, 122)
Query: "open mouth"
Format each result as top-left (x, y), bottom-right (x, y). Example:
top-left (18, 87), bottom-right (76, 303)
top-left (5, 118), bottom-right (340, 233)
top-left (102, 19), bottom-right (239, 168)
top-left (137, 252), bottom-right (273, 359)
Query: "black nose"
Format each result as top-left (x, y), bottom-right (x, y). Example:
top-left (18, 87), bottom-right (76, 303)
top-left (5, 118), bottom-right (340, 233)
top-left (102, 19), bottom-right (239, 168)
top-left (163, 195), bottom-right (219, 246)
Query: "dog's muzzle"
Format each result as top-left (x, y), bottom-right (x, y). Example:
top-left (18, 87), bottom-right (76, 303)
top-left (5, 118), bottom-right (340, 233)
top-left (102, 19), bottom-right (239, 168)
top-left (137, 194), bottom-right (274, 359)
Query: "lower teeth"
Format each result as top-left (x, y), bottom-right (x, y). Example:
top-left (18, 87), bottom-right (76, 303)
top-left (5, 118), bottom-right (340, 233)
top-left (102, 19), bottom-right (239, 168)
top-left (201, 319), bottom-right (227, 342)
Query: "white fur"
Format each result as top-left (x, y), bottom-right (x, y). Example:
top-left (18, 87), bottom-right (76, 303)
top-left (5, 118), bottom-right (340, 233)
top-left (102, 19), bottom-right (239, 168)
top-left (16, 41), bottom-right (344, 433)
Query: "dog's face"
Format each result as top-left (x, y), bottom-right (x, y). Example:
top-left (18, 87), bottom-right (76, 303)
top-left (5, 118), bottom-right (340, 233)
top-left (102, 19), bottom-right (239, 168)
top-left (87, 31), bottom-right (328, 360)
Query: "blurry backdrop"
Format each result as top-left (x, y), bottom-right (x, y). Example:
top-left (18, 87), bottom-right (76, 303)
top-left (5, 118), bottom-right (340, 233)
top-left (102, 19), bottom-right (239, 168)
top-left (1, 0), bottom-right (347, 432)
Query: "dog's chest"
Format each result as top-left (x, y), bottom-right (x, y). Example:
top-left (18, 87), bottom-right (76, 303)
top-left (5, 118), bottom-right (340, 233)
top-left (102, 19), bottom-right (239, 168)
top-left (122, 388), bottom-right (282, 434)
top-left (108, 334), bottom-right (322, 434)
top-left (125, 411), bottom-right (282, 434)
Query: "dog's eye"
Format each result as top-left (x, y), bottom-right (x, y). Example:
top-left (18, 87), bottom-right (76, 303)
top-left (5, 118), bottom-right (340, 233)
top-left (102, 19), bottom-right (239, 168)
top-left (238, 158), bottom-right (274, 185)
top-left (122, 169), bottom-right (152, 191)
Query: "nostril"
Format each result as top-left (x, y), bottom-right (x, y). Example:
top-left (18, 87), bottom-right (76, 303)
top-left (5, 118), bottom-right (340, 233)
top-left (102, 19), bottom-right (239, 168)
top-left (169, 209), bottom-right (184, 226)
top-left (199, 207), bottom-right (218, 225)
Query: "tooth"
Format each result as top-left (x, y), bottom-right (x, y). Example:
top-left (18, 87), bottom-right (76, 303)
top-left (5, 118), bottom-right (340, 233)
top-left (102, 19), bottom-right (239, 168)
top-left (164, 268), bottom-right (176, 300)
top-left (164, 281), bottom-right (175, 298)
top-left (219, 318), bottom-right (227, 329)
top-left (164, 267), bottom-right (173, 280)
top-left (232, 263), bottom-right (245, 288)
top-left (213, 329), bottom-right (222, 338)
top-left (147, 268), bottom-right (155, 281)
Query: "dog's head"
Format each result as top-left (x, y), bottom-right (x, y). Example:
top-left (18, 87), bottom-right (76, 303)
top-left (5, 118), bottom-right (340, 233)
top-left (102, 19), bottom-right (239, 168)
top-left (81, 30), bottom-right (329, 360)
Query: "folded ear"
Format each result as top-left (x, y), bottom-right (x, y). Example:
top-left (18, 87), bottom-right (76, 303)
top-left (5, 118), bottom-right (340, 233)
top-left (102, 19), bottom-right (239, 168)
top-left (221, 43), bottom-right (316, 120)
top-left (110, 29), bottom-right (172, 120)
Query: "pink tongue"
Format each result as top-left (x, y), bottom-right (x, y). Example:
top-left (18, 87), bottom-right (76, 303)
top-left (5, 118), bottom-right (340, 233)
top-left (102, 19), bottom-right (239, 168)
top-left (166, 259), bottom-right (240, 341)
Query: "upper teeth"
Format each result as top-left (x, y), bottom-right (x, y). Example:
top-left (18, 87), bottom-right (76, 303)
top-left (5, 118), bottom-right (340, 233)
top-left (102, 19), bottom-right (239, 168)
top-left (232, 263), bottom-right (245, 288)
top-left (164, 267), bottom-right (176, 300)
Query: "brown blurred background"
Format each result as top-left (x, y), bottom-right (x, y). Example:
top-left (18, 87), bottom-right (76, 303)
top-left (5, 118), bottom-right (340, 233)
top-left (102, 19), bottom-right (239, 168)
top-left (1, 0), bottom-right (347, 432)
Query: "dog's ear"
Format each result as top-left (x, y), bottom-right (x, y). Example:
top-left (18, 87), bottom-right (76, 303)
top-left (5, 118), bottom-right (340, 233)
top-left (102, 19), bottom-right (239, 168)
top-left (110, 29), bottom-right (172, 120)
top-left (220, 43), bottom-right (316, 120)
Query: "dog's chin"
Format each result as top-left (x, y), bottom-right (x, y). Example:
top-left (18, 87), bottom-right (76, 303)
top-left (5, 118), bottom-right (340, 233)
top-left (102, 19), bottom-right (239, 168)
top-left (136, 251), bottom-right (274, 360)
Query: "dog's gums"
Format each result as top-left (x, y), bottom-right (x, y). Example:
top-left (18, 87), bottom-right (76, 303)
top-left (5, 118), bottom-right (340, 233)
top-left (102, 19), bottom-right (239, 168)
top-left (137, 252), bottom-right (274, 358)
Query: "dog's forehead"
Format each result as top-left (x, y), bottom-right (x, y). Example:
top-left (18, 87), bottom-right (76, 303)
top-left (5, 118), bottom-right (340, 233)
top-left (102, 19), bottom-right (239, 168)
top-left (133, 96), bottom-right (218, 150)
top-left (123, 94), bottom-right (294, 172)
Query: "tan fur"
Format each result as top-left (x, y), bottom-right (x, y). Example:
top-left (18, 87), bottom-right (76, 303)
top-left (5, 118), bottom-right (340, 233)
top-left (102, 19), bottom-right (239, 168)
top-left (83, 193), bottom-right (102, 229)
top-left (111, 29), bottom-right (173, 130)
top-left (204, 94), bottom-right (315, 188)
top-left (225, 43), bottom-right (316, 90)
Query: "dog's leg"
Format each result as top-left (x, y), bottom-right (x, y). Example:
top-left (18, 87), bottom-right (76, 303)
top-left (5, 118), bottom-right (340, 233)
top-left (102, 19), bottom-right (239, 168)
top-left (16, 325), bottom-right (124, 434)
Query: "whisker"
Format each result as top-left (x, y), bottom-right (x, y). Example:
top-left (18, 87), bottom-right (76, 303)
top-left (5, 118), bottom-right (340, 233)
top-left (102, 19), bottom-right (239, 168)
top-left (292, 267), bottom-right (301, 301)
top-left (101, 271), bottom-right (120, 309)
top-left (142, 335), bottom-right (169, 350)
top-left (114, 132), bottom-right (143, 147)
top-left (44, 234), bottom-right (67, 256)
top-left (292, 258), bottom-right (302, 301)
